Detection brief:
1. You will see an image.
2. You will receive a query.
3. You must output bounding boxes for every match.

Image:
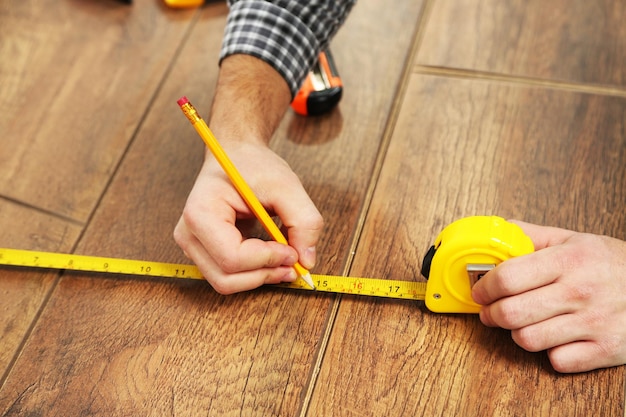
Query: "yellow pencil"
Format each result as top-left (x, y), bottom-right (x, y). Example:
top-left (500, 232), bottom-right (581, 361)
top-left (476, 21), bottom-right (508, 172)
top-left (177, 96), bottom-right (315, 289)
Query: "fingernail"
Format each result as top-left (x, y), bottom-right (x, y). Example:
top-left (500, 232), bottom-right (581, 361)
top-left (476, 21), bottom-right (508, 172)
top-left (301, 247), bottom-right (316, 269)
top-left (283, 269), bottom-right (297, 282)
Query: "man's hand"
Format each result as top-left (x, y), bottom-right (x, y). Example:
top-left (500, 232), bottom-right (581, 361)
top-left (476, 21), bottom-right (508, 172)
top-left (472, 221), bottom-right (626, 373)
top-left (174, 54), bottom-right (323, 294)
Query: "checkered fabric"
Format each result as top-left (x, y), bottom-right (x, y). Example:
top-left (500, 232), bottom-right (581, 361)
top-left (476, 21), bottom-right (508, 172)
top-left (221, 0), bottom-right (355, 97)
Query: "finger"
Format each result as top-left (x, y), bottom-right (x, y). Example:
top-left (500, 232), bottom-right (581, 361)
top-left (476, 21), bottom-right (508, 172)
top-left (175, 220), bottom-right (297, 294)
top-left (473, 221), bottom-right (577, 305)
top-left (275, 195), bottom-right (323, 270)
top-left (508, 220), bottom-right (576, 250)
top-left (254, 165), bottom-right (324, 270)
top-left (547, 341), bottom-right (623, 373)
top-left (206, 264), bottom-right (297, 294)
top-left (472, 247), bottom-right (562, 305)
top-left (508, 313), bottom-right (590, 352)
top-left (217, 145), bottom-right (323, 270)
top-left (478, 282), bottom-right (575, 329)
top-left (181, 197), bottom-right (299, 274)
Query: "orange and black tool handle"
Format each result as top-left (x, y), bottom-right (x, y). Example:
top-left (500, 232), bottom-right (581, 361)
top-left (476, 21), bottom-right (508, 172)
top-left (291, 50), bottom-right (343, 116)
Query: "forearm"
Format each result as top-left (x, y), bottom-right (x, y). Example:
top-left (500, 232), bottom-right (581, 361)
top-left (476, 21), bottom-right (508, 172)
top-left (208, 54), bottom-right (291, 146)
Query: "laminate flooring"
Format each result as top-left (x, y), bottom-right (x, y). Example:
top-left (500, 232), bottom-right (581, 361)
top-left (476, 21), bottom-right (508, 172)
top-left (1, 1), bottom-right (625, 415)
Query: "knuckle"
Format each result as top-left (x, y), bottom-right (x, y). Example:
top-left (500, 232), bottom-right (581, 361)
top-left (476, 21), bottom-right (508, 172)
top-left (575, 308), bottom-right (608, 332)
top-left (512, 327), bottom-right (543, 352)
top-left (491, 300), bottom-right (522, 329)
top-left (564, 284), bottom-right (594, 304)
top-left (218, 255), bottom-right (241, 275)
top-left (181, 204), bottom-right (202, 231)
top-left (491, 263), bottom-right (518, 295)
top-left (172, 223), bottom-right (187, 248)
top-left (262, 250), bottom-right (283, 268)
top-left (210, 279), bottom-right (236, 295)
top-left (597, 336), bottom-right (623, 360)
top-left (547, 351), bottom-right (576, 373)
top-left (308, 212), bottom-right (325, 231)
top-left (553, 235), bottom-right (596, 272)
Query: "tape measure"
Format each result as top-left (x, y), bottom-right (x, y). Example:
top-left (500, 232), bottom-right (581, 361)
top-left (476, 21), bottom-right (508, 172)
top-left (0, 247), bottom-right (425, 299)
top-left (0, 216), bottom-right (533, 313)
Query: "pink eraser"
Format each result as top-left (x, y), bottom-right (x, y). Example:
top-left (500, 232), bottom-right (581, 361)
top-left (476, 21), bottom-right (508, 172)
top-left (177, 96), bottom-right (189, 106)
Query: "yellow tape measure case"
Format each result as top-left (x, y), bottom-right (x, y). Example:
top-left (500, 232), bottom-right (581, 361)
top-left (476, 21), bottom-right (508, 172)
top-left (421, 216), bottom-right (534, 313)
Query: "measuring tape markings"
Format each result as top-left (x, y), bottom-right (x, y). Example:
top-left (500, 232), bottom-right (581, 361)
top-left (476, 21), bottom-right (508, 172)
top-left (0, 248), bottom-right (426, 300)
top-left (0, 247), bottom-right (202, 280)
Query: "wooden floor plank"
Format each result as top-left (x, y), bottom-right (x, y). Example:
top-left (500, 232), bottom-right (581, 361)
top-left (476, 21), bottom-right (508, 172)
top-left (4, 0), bottom-right (625, 415)
top-left (0, 0), bottom-right (195, 222)
top-left (417, 0), bottom-right (626, 89)
top-left (0, 200), bottom-right (82, 379)
top-left (308, 74), bottom-right (626, 416)
top-left (0, 1), bottom-right (425, 415)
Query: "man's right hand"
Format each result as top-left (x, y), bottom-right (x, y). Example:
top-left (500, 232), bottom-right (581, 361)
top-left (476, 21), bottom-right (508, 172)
top-left (174, 54), bottom-right (324, 294)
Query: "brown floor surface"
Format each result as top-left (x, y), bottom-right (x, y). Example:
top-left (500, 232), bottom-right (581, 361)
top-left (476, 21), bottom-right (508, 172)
top-left (1, 0), bottom-right (625, 416)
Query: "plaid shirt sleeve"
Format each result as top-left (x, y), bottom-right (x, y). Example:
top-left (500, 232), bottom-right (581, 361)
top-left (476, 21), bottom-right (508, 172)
top-left (221, 0), bottom-right (356, 98)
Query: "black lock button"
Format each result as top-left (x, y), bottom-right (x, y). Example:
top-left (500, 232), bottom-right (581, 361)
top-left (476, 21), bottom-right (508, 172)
top-left (421, 244), bottom-right (438, 280)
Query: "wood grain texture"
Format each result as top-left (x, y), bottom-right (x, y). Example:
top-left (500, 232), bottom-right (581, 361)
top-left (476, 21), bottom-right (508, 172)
top-left (0, 1), bottom-right (425, 416)
top-left (308, 75), bottom-right (626, 416)
top-left (0, 0), bottom-right (195, 222)
top-left (0, 277), bottom-right (328, 416)
top-left (271, 0), bottom-right (425, 273)
top-left (417, 0), bottom-right (626, 88)
top-left (0, 201), bottom-right (82, 379)
top-left (2, 0), bottom-right (626, 415)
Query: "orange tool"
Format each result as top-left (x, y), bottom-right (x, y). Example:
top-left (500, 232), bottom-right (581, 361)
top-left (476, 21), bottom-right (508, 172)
top-left (291, 50), bottom-right (343, 116)
top-left (163, 0), bottom-right (204, 7)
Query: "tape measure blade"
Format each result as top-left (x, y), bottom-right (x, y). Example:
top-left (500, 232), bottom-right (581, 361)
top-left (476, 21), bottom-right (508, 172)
top-left (0, 248), bottom-right (426, 300)
top-left (281, 274), bottom-right (427, 300)
top-left (0, 248), bottom-right (204, 280)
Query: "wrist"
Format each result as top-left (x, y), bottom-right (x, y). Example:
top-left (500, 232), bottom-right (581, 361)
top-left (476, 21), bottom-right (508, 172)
top-left (209, 54), bottom-right (292, 146)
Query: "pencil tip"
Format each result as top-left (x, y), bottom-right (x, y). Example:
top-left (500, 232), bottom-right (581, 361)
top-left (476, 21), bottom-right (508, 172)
top-left (301, 273), bottom-right (315, 289)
